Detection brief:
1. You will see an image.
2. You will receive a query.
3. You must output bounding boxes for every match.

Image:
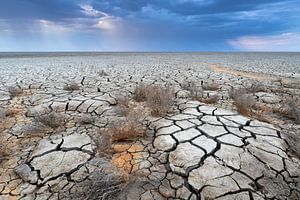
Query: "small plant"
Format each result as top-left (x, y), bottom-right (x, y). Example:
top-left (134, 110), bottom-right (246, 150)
top-left (110, 110), bottom-right (145, 142)
top-left (133, 83), bottom-right (148, 102)
top-left (98, 70), bottom-right (109, 76)
top-left (230, 88), bottom-right (255, 116)
top-left (283, 127), bottom-right (300, 159)
top-left (63, 82), bottom-right (80, 91)
top-left (277, 97), bottom-right (300, 124)
top-left (94, 130), bottom-right (112, 155)
top-left (202, 80), bottom-right (219, 91)
top-left (115, 95), bottom-right (130, 116)
top-left (8, 86), bottom-right (23, 98)
top-left (145, 85), bottom-right (174, 117)
top-left (35, 112), bottom-right (65, 129)
top-left (247, 82), bottom-right (267, 94)
top-left (75, 114), bottom-right (95, 125)
top-left (199, 94), bottom-right (219, 104)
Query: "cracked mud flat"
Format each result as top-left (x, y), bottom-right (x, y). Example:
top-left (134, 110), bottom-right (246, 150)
top-left (0, 53), bottom-right (300, 200)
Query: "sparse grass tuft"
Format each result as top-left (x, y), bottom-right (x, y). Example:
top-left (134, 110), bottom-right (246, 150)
top-left (115, 95), bottom-right (130, 116)
top-left (98, 70), bottom-right (109, 76)
top-left (145, 85), bottom-right (174, 117)
top-left (63, 82), bottom-right (80, 91)
top-left (8, 86), bottom-right (23, 98)
top-left (75, 114), bottom-right (95, 125)
top-left (199, 94), bottom-right (219, 104)
top-left (110, 110), bottom-right (145, 142)
top-left (247, 82), bottom-right (267, 94)
top-left (35, 112), bottom-right (65, 129)
top-left (283, 127), bottom-right (300, 159)
top-left (202, 80), bottom-right (219, 91)
top-left (276, 97), bottom-right (300, 124)
top-left (133, 83), bottom-right (148, 102)
top-left (230, 88), bottom-right (255, 116)
top-left (182, 81), bottom-right (218, 104)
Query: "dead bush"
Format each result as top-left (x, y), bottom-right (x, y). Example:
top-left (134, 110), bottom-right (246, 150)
top-left (145, 85), bottom-right (174, 117)
top-left (8, 86), bottom-right (23, 98)
top-left (133, 83), bottom-right (148, 102)
top-left (98, 70), bottom-right (109, 76)
top-left (115, 95), bottom-right (130, 116)
top-left (202, 80), bottom-right (219, 91)
top-left (94, 130), bottom-right (112, 155)
top-left (63, 82), bottom-right (80, 91)
top-left (35, 112), bottom-right (65, 129)
top-left (199, 94), bottom-right (219, 104)
top-left (230, 88), bottom-right (255, 116)
top-left (0, 139), bottom-right (9, 164)
top-left (75, 114), bottom-right (95, 125)
top-left (110, 110), bottom-right (145, 142)
top-left (277, 97), bottom-right (300, 124)
top-left (283, 127), bottom-right (300, 159)
top-left (247, 82), bottom-right (267, 94)
top-left (182, 82), bottom-right (203, 99)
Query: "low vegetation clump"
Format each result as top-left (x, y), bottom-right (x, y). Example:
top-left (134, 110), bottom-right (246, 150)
top-left (283, 127), bottom-right (300, 159)
top-left (98, 70), bottom-right (109, 76)
top-left (115, 95), bottom-right (130, 116)
top-left (133, 83), bottom-right (148, 102)
top-left (63, 82), bottom-right (80, 91)
top-left (247, 82), bottom-right (267, 94)
top-left (199, 94), bottom-right (219, 104)
top-left (145, 85), bottom-right (174, 117)
top-left (133, 83), bottom-right (174, 117)
top-left (8, 86), bottom-right (23, 98)
top-left (35, 111), bottom-right (65, 129)
top-left (202, 80), bottom-right (219, 91)
top-left (110, 110), bottom-right (145, 142)
top-left (182, 81), bottom-right (219, 104)
top-left (75, 114), bottom-right (95, 125)
top-left (276, 97), bottom-right (300, 124)
top-left (229, 88), bottom-right (255, 116)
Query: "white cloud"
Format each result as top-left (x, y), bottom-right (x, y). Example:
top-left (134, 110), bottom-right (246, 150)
top-left (80, 4), bottom-right (108, 17)
top-left (37, 19), bottom-right (72, 33)
top-left (228, 33), bottom-right (300, 51)
top-left (93, 16), bottom-right (121, 30)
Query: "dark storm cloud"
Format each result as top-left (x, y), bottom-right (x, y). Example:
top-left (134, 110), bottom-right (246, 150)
top-left (0, 0), bottom-right (299, 51)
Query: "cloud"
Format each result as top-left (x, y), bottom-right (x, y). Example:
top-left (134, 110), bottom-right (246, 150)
top-left (80, 4), bottom-right (108, 17)
top-left (228, 33), bottom-right (300, 51)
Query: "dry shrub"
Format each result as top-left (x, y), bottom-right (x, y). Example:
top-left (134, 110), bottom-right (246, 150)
top-left (8, 86), bottom-right (23, 98)
top-left (94, 130), bottom-right (112, 155)
top-left (247, 82), bottom-right (267, 94)
top-left (110, 110), bottom-right (145, 142)
top-left (0, 140), bottom-right (9, 164)
top-left (230, 88), bottom-right (255, 116)
top-left (145, 85), bottom-right (174, 117)
top-left (75, 114), bottom-right (95, 125)
top-left (199, 94), bottom-right (219, 104)
top-left (115, 95), bottom-right (130, 116)
top-left (98, 70), bottom-right (109, 76)
top-left (63, 82), bottom-right (80, 91)
top-left (276, 97), bottom-right (300, 124)
top-left (133, 83), bottom-right (148, 102)
top-left (35, 112), bottom-right (65, 129)
top-left (182, 81), bottom-right (203, 100)
top-left (202, 80), bottom-right (219, 91)
top-left (283, 127), bottom-right (300, 159)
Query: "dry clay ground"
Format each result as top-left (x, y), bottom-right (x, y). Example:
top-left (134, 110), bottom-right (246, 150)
top-left (0, 61), bottom-right (300, 200)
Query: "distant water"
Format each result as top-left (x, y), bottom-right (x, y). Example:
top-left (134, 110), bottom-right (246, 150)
top-left (0, 52), bottom-right (299, 77)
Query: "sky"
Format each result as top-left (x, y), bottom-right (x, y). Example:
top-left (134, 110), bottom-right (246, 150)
top-left (0, 0), bottom-right (300, 51)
